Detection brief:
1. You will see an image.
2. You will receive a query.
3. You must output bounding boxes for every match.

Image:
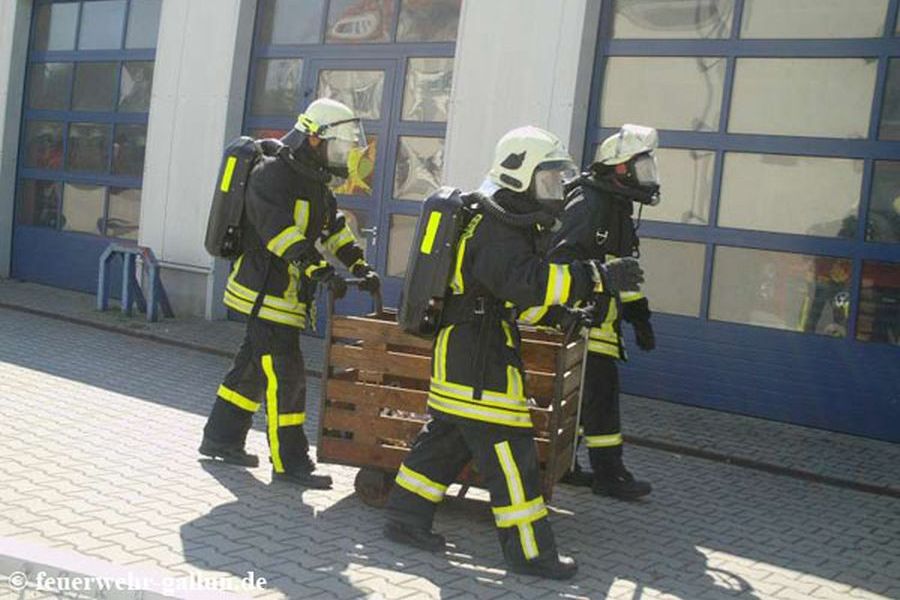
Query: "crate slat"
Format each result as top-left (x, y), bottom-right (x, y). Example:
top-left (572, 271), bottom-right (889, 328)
top-left (331, 344), bottom-right (431, 380)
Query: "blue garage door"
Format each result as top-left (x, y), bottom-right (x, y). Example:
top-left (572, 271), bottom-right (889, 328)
top-left (242, 0), bottom-right (459, 320)
top-left (587, 0), bottom-right (900, 441)
top-left (12, 0), bottom-right (161, 293)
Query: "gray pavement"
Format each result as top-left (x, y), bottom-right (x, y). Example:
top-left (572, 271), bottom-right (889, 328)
top-left (1, 278), bottom-right (899, 496)
top-left (1, 307), bottom-right (899, 599)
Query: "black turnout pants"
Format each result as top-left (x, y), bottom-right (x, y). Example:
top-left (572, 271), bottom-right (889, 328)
top-left (581, 353), bottom-right (623, 471)
top-left (385, 417), bottom-right (557, 565)
top-left (203, 318), bottom-right (311, 473)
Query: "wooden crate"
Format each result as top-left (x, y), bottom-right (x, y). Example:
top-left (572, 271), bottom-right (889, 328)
top-left (317, 310), bottom-right (585, 504)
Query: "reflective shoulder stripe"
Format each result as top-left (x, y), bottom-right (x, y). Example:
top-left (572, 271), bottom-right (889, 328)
top-left (220, 156), bottom-right (238, 192)
top-left (267, 225), bottom-right (305, 257)
top-left (394, 464), bottom-right (447, 503)
top-left (543, 264), bottom-right (572, 306)
top-left (217, 384), bottom-right (261, 412)
top-left (450, 214), bottom-right (483, 295)
top-left (419, 211), bottom-right (442, 255)
top-left (584, 433), bottom-right (623, 448)
top-left (294, 199), bottom-right (311, 235)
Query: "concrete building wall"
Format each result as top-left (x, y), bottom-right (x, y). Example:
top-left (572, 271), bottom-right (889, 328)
top-left (0, 0), bottom-right (33, 278)
top-left (443, 0), bottom-right (602, 191)
top-left (140, 0), bottom-right (257, 318)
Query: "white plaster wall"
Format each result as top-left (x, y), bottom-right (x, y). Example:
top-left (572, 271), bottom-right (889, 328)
top-left (140, 0), bottom-right (256, 317)
top-left (0, 0), bottom-right (32, 278)
top-left (443, 0), bottom-right (602, 191)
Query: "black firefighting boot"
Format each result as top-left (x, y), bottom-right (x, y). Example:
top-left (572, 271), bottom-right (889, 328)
top-left (559, 456), bottom-right (593, 487)
top-left (271, 456), bottom-right (333, 489)
top-left (383, 520), bottom-right (446, 552)
top-left (199, 437), bottom-right (260, 468)
top-left (506, 552), bottom-right (578, 580)
top-left (591, 457), bottom-right (651, 500)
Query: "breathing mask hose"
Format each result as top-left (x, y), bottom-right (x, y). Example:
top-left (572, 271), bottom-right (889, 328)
top-left (473, 192), bottom-right (555, 229)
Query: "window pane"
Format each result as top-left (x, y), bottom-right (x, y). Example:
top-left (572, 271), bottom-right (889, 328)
top-left (394, 136), bottom-right (443, 200)
top-left (728, 58), bottom-right (877, 139)
top-left (61, 183), bottom-right (106, 236)
top-left (119, 62), bottom-right (155, 113)
top-left (402, 58), bottom-right (452, 122)
top-left (397, 0), bottom-right (461, 42)
top-left (740, 0), bottom-right (888, 39)
top-left (27, 62), bottom-right (73, 111)
top-left (24, 121), bottom-right (64, 170)
top-left (17, 180), bottom-right (62, 229)
top-left (326, 0), bottom-right (395, 44)
top-left (718, 153), bottom-right (862, 238)
top-left (643, 147), bottom-right (713, 224)
top-left (332, 135), bottom-right (378, 196)
top-left (710, 247), bottom-right (852, 336)
top-left (107, 187), bottom-right (141, 240)
top-left (125, 0), bottom-right (163, 49)
top-left (67, 123), bottom-right (112, 173)
top-left (250, 59), bottom-right (303, 117)
top-left (857, 261), bottom-right (900, 345)
top-left (113, 124), bottom-right (147, 177)
top-left (73, 62), bottom-right (118, 112)
top-left (387, 214), bottom-right (418, 278)
top-left (868, 162), bottom-right (900, 243)
top-left (337, 209), bottom-right (368, 260)
top-left (247, 128), bottom-right (288, 140)
top-left (78, 0), bottom-right (127, 50)
top-left (33, 3), bottom-right (79, 51)
top-left (317, 70), bottom-right (384, 119)
top-left (879, 60), bottom-right (900, 140)
top-left (612, 0), bottom-right (734, 39)
top-left (258, 0), bottom-right (326, 45)
top-left (639, 239), bottom-right (705, 317)
top-left (601, 56), bottom-right (726, 131)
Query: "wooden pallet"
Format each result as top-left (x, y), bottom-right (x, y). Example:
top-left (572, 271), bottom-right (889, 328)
top-left (317, 309), bottom-right (585, 505)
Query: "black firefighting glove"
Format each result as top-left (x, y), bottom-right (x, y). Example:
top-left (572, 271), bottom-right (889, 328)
top-left (556, 306), bottom-right (596, 337)
top-left (351, 262), bottom-right (381, 295)
top-left (310, 264), bottom-right (348, 299)
top-left (632, 319), bottom-right (656, 351)
top-left (622, 297), bottom-right (654, 351)
top-left (586, 257), bottom-right (644, 293)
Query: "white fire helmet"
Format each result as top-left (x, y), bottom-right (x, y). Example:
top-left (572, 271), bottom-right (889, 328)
top-left (487, 126), bottom-right (577, 202)
top-left (293, 98), bottom-right (367, 169)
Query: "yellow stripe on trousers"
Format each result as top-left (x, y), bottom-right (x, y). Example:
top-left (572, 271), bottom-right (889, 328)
top-left (261, 355), bottom-right (284, 473)
top-left (494, 441), bottom-right (539, 559)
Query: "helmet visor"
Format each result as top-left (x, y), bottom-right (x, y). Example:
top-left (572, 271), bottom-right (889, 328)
top-left (633, 153), bottom-right (660, 187)
top-left (532, 160), bottom-right (579, 202)
top-left (324, 118), bottom-right (366, 149)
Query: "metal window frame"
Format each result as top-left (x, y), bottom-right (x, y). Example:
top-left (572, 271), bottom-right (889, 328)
top-left (585, 0), bottom-right (900, 344)
top-left (16, 0), bottom-right (157, 242)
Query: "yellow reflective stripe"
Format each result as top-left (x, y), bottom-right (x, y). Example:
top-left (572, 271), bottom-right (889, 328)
top-left (450, 214), bottom-right (482, 295)
top-left (503, 365), bottom-right (525, 401)
top-left (220, 156), bottom-right (237, 192)
top-left (495, 441), bottom-right (539, 559)
top-left (261, 355), bottom-right (283, 473)
top-left (217, 384), bottom-right (260, 412)
top-left (433, 325), bottom-right (453, 381)
top-left (419, 211), bottom-right (442, 255)
top-left (323, 224), bottom-right (356, 255)
top-left (225, 275), bottom-right (308, 314)
top-left (587, 340), bottom-right (620, 357)
top-left (224, 291), bottom-right (306, 328)
top-left (620, 290), bottom-right (644, 302)
top-left (584, 433), bottom-right (623, 448)
top-left (543, 264), bottom-right (572, 305)
top-left (266, 226), bottom-right (305, 257)
top-left (430, 379), bottom-right (529, 412)
top-left (350, 258), bottom-right (367, 271)
top-left (518, 305), bottom-right (549, 325)
top-left (278, 413), bottom-right (306, 427)
top-left (394, 464), bottom-right (447, 503)
top-left (293, 199), bottom-right (310, 234)
top-left (492, 496), bottom-right (548, 528)
top-left (427, 392), bottom-right (533, 428)
top-left (304, 260), bottom-right (329, 278)
top-left (501, 321), bottom-right (515, 348)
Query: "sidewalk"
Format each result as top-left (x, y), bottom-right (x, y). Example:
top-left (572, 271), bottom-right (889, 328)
top-left (1, 278), bottom-right (897, 497)
top-left (0, 293), bottom-right (898, 599)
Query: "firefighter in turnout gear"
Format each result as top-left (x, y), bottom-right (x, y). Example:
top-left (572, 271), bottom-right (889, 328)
top-left (383, 126), bottom-right (644, 579)
top-left (200, 98), bottom-right (379, 489)
top-left (554, 124), bottom-right (660, 500)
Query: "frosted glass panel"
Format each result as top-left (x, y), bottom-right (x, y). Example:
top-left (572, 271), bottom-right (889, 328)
top-left (643, 148), bottom-right (714, 225)
top-left (613, 0), bottom-right (734, 39)
top-left (740, 0), bottom-right (888, 39)
top-left (639, 239), bottom-right (706, 317)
